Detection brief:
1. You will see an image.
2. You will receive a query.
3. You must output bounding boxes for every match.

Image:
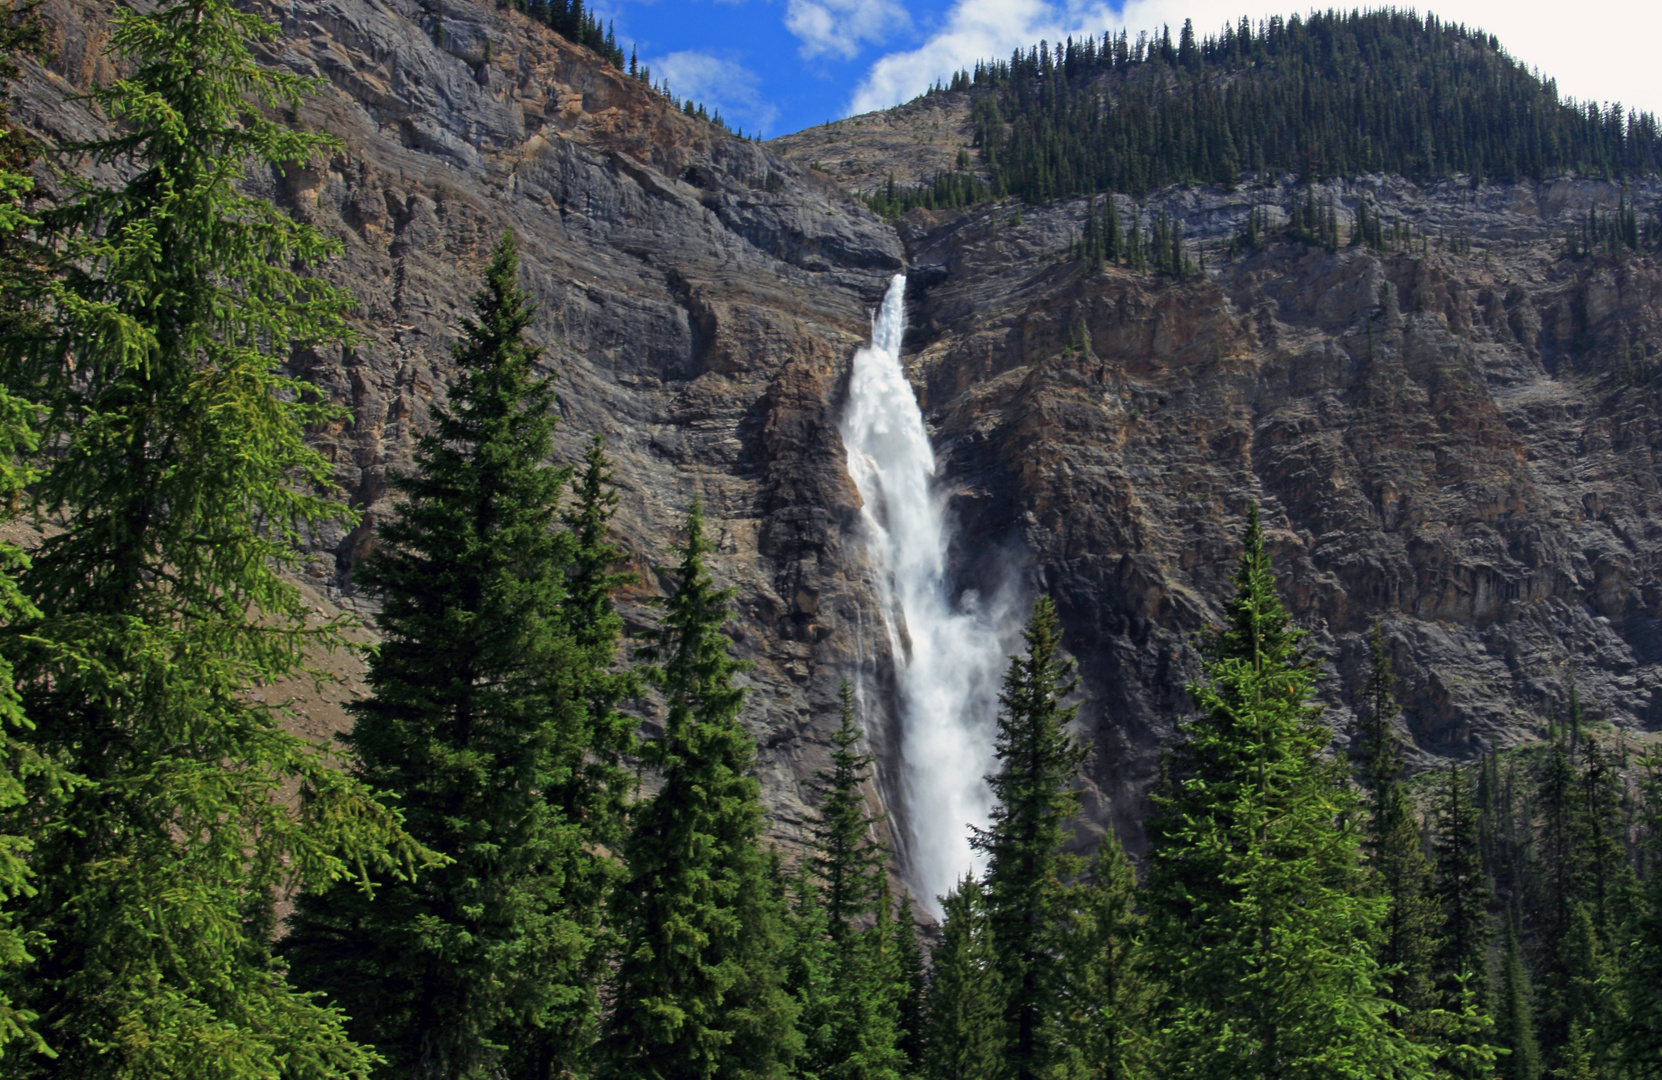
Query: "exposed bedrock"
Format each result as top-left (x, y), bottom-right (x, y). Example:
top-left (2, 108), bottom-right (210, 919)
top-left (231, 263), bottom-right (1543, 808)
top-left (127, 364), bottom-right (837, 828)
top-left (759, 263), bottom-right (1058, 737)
top-left (14, 0), bottom-right (1662, 868)
top-left (898, 178), bottom-right (1662, 847)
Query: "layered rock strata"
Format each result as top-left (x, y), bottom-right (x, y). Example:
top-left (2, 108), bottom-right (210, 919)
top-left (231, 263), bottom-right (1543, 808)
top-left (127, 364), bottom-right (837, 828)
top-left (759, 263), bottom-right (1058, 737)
top-left (13, 0), bottom-right (1662, 867)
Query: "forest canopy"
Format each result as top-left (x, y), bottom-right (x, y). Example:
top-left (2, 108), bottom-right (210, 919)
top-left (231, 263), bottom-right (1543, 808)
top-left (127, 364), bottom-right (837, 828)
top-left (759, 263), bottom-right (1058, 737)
top-left (920, 9), bottom-right (1662, 205)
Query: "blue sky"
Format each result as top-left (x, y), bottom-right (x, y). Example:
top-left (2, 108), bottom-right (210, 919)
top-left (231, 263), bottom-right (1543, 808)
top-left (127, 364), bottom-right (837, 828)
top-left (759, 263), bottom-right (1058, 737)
top-left (589, 0), bottom-right (1661, 141)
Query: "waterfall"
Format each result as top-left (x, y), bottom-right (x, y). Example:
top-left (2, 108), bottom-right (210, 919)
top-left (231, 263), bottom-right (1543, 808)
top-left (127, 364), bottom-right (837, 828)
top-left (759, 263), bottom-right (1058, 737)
top-left (841, 273), bottom-right (1015, 915)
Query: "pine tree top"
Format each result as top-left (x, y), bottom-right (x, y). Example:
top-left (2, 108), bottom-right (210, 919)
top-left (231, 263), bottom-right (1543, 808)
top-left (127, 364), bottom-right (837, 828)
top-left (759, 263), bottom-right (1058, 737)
top-left (808, 681), bottom-right (889, 942)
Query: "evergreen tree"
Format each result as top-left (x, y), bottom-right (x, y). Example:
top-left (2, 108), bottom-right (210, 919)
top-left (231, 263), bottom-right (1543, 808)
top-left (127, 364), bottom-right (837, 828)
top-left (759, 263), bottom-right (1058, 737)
top-left (811, 682), bottom-right (889, 942)
top-left (921, 878), bottom-right (1004, 1080)
top-left (973, 596), bottom-right (1089, 1080)
top-left (556, 434), bottom-right (640, 928)
top-left (783, 863), bottom-right (837, 1079)
top-left (1495, 910), bottom-right (1541, 1080)
top-left (1357, 627), bottom-right (1440, 1034)
top-left (602, 502), bottom-right (800, 1080)
top-left (0, 3), bottom-right (54, 1059)
top-left (1554, 902), bottom-right (1621, 1079)
top-left (968, 12), bottom-right (1662, 207)
top-left (795, 682), bottom-right (907, 1080)
top-left (1432, 765), bottom-right (1491, 1010)
top-left (0, 2), bottom-right (423, 1074)
top-left (0, 384), bottom-right (49, 1062)
top-left (283, 234), bottom-right (615, 1079)
top-left (1059, 833), bottom-right (1150, 1080)
top-left (892, 892), bottom-right (927, 1073)
top-left (1622, 747), bottom-right (1662, 1077)
top-left (836, 882), bottom-right (907, 1080)
top-left (1144, 506), bottom-right (1433, 1080)
top-left (1533, 727), bottom-right (1580, 1062)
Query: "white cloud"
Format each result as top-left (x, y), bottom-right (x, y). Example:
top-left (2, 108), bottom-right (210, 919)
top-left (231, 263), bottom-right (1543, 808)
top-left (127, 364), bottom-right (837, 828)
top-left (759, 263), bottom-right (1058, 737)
top-left (650, 50), bottom-right (781, 135)
top-left (848, 0), bottom-right (1662, 119)
top-left (787, 0), bottom-right (911, 60)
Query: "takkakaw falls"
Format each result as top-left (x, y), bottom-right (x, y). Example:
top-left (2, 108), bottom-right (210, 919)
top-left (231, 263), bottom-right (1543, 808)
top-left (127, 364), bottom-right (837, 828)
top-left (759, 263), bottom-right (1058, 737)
top-left (840, 274), bottom-right (1018, 915)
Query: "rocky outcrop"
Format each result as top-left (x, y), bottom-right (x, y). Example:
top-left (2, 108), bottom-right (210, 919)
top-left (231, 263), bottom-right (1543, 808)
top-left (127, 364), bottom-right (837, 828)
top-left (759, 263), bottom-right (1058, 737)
top-left (896, 175), bottom-right (1662, 846)
top-left (769, 90), bottom-right (977, 196)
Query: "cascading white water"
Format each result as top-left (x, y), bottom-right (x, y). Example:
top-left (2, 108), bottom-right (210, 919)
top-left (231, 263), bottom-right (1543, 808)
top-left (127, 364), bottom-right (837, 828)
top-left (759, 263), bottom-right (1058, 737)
top-left (841, 274), bottom-right (1015, 915)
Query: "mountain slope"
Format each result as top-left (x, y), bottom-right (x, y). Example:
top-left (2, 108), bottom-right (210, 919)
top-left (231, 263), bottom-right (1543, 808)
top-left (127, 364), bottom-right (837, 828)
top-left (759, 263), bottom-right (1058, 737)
top-left (16, 0), bottom-right (906, 849)
top-left (14, 0), bottom-right (1662, 870)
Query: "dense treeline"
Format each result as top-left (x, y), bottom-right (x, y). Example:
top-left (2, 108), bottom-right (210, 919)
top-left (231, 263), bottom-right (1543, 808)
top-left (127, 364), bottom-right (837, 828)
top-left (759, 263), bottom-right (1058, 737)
top-left (3, 4), bottom-right (1662, 1080)
top-left (927, 9), bottom-right (1662, 204)
top-left (866, 157), bottom-right (992, 218)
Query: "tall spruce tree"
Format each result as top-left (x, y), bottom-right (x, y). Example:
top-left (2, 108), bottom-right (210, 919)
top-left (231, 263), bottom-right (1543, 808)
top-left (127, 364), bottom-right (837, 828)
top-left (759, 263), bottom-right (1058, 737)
top-left (1144, 506), bottom-right (1433, 1080)
top-left (1533, 726), bottom-right (1580, 1063)
top-left (560, 433), bottom-right (640, 842)
top-left (1356, 625), bottom-right (1439, 1033)
top-left (0, 3), bottom-right (53, 1059)
top-left (794, 681), bottom-right (907, 1080)
top-left (921, 878), bottom-right (1005, 1080)
top-left (602, 502), bottom-right (799, 1080)
top-left (972, 595), bottom-right (1089, 1080)
top-left (0, 387), bottom-right (48, 1063)
top-left (0, 2), bottom-right (423, 1074)
top-left (892, 892), bottom-right (927, 1074)
top-left (283, 234), bottom-right (617, 1079)
top-left (1495, 910), bottom-right (1541, 1080)
top-left (1059, 832), bottom-right (1150, 1080)
top-left (811, 682), bottom-right (889, 942)
top-left (1623, 747), bottom-right (1662, 1077)
top-left (1432, 765), bottom-right (1491, 1009)
top-left (783, 862), bottom-right (837, 1078)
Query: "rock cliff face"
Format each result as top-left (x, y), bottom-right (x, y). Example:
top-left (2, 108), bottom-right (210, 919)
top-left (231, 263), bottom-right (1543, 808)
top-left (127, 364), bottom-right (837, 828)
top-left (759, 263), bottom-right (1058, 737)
top-left (17, 0), bottom-right (907, 845)
top-left (888, 175), bottom-right (1662, 845)
top-left (14, 0), bottom-right (1662, 871)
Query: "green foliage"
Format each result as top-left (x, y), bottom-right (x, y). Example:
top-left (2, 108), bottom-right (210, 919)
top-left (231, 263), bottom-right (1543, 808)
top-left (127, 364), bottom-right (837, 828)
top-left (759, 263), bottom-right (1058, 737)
top-left (1059, 835), bottom-right (1152, 1080)
top-left (1283, 189), bottom-right (1345, 251)
top-left (519, 0), bottom-right (624, 69)
top-left (964, 10), bottom-right (1662, 204)
top-left (0, 1), bottom-right (425, 1074)
top-left (792, 683), bottom-right (908, 1080)
top-left (1495, 914), bottom-right (1541, 1080)
top-left (1563, 189), bottom-right (1660, 259)
top-left (1431, 765), bottom-right (1490, 1010)
top-left (811, 683), bottom-right (890, 942)
top-left (921, 878), bottom-right (1004, 1080)
top-left (1144, 506), bottom-right (1435, 1079)
top-left (602, 503), bottom-right (800, 1080)
top-left (0, 2), bottom-right (54, 1060)
top-left (283, 234), bottom-right (628, 1078)
top-left (973, 595), bottom-right (1089, 1080)
top-left (865, 170), bottom-right (993, 219)
top-left (1357, 627), bottom-right (1439, 1035)
top-left (892, 892), bottom-right (927, 1072)
top-left (1622, 747), bottom-right (1662, 1077)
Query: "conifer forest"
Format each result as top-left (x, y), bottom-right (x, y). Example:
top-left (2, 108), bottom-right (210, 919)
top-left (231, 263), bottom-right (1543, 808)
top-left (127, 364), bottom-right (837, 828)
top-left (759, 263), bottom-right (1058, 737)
top-left (1, 1), bottom-right (1662, 1079)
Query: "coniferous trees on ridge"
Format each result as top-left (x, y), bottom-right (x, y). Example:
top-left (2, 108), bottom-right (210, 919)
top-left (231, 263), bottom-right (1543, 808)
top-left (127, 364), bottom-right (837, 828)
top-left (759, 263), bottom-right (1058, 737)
top-left (970, 10), bottom-right (1662, 203)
